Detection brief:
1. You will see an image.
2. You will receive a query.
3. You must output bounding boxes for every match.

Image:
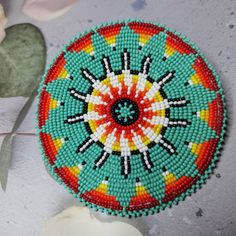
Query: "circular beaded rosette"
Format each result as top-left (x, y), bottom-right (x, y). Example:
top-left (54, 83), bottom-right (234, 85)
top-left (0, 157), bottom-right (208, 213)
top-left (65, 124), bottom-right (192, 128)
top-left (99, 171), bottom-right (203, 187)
top-left (37, 20), bottom-right (227, 217)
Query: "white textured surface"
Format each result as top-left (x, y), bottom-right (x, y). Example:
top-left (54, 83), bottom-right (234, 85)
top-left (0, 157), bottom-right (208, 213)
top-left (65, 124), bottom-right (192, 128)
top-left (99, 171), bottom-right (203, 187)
top-left (0, 0), bottom-right (236, 235)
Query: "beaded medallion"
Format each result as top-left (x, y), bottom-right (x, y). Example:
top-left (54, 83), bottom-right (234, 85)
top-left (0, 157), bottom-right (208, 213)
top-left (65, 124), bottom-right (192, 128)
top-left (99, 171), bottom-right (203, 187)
top-left (37, 20), bottom-right (227, 217)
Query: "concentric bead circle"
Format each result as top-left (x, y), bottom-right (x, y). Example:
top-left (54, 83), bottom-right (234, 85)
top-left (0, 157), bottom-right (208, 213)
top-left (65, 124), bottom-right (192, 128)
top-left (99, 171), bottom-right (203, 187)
top-left (37, 20), bottom-right (227, 217)
top-left (111, 98), bottom-right (140, 126)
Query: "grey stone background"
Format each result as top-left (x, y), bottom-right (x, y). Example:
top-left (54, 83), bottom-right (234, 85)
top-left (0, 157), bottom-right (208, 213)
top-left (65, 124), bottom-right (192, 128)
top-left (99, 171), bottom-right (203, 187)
top-left (0, 0), bottom-right (235, 235)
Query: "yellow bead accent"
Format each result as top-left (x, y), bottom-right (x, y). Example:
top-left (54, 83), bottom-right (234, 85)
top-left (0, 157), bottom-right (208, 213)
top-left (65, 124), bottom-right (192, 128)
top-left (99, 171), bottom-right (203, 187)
top-left (165, 45), bottom-right (175, 57)
top-left (97, 183), bottom-right (108, 194)
top-left (164, 172), bottom-right (177, 185)
top-left (50, 99), bottom-right (58, 109)
top-left (84, 45), bottom-right (94, 54)
top-left (58, 68), bottom-right (68, 78)
top-left (53, 138), bottom-right (63, 151)
top-left (69, 166), bottom-right (81, 176)
top-left (139, 35), bottom-right (150, 44)
top-left (191, 143), bottom-right (203, 156)
top-left (136, 186), bottom-right (148, 195)
top-left (190, 74), bottom-right (201, 85)
top-left (106, 36), bottom-right (116, 45)
top-left (154, 92), bottom-right (164, 102)
top-left (199, 110), bottom-right (209, 122)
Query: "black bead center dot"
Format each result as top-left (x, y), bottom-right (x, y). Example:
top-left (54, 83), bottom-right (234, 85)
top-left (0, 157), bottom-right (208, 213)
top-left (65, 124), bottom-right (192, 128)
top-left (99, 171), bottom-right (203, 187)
top-left (110, 98), bottom-right (140, 126)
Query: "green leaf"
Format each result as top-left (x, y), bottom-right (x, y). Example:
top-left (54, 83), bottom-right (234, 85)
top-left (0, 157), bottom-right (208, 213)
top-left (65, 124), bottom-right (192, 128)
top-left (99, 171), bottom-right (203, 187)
top-left (0, 23), bottom-right (46, 97)
top-left (0, 23), bottom-right (46, 190)
top-left (12, 87), bottom-right (38, 133)
top-left (0, 88), bottom-right (38, 191)
top-left (0, 134), bottom-right (14, 191)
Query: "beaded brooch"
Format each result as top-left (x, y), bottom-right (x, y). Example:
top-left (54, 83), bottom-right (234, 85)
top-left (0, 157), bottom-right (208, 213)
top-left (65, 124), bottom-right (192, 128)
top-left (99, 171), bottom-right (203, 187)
top-left (37, 20), bottom-right (227, 217)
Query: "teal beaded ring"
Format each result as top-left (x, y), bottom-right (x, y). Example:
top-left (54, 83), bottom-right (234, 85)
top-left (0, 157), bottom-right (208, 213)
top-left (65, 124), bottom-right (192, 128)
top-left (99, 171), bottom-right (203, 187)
top-left (37, 20), bottom-right (227, 217)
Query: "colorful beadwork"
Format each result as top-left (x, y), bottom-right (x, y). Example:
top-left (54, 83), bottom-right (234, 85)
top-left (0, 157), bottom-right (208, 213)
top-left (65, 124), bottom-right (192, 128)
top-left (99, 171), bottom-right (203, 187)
top-left (37, 20), bottom-right (227, 217)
